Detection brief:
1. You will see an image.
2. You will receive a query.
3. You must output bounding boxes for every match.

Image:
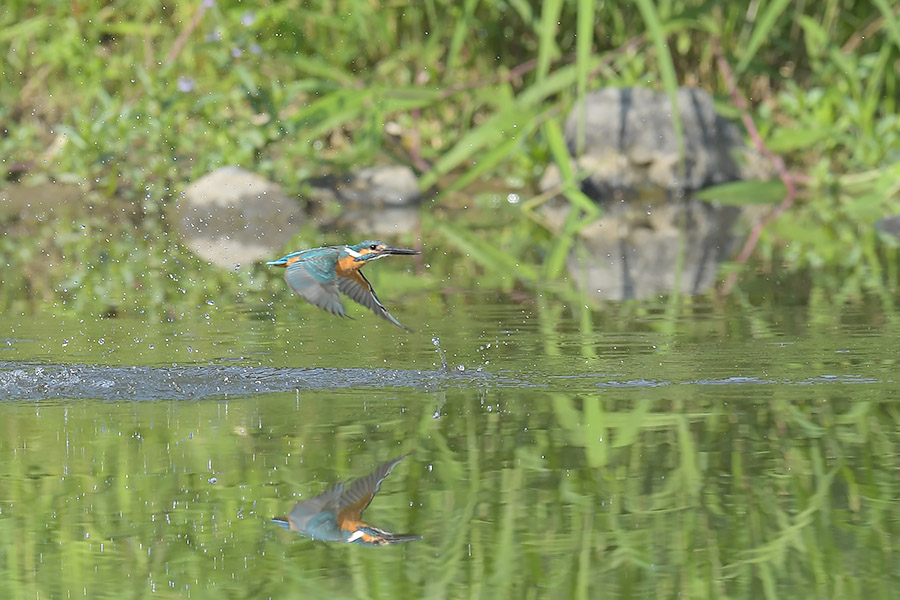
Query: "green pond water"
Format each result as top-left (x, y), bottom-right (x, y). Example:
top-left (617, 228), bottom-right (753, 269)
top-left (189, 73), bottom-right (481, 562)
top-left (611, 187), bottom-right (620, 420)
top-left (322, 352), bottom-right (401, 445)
top-left (1, 296), bottom-right (899, 599)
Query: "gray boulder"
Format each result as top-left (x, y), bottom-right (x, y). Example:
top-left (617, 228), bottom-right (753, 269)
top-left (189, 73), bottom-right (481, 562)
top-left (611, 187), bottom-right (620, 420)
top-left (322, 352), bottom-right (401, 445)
top-left (307, 165), bottom-right (421, 236)
top-left (554, 86), bottom-right (754, 197)
top-left (537, 87), bottom-right (765, 300)
top-left (177, 167), bottom-right (303, 269)
top-left (875, 215), bottom-right (900, 238)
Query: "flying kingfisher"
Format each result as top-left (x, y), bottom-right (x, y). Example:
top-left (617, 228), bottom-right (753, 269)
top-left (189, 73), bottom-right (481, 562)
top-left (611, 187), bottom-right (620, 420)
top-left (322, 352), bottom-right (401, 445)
top-left (272, 452), bottom-right (422, 547)
top-left (267, 240), bottom-right (420, 331)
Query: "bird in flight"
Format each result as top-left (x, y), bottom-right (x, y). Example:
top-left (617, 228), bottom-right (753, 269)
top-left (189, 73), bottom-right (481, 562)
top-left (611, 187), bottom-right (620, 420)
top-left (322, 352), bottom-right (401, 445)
top-left (267, 240), bottom-right (419, 331)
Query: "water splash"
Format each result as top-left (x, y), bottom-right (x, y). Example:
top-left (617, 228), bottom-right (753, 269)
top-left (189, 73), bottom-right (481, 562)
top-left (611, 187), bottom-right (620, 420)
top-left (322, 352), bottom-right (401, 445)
top-left (0, 361), bottom-right (524, 402)
top-left (432, 336), bottom-right (448, 372)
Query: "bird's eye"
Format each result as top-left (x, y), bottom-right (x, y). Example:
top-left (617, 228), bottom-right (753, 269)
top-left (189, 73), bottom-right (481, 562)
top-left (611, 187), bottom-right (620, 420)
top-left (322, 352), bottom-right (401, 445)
top-left (370, 244), bottom-right (378, 250)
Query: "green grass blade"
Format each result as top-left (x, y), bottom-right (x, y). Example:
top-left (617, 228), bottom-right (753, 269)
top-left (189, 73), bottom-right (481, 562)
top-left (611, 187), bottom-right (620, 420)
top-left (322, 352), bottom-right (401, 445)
top-left (444, 0), bottom-right (480, 78)
top-left (574, 0), bottom-right (595, 157)
top-left (541, 118), bottom-right (602, 279)
top-left (442, 109), bottom-right (542, 193)
top-left (549, 126), bottom-right (602, 218)
top-left (735, 0), bottom-right (794, 73)
top-left (434, 222), bottom-right (538, 282)
top-left (421, 105), bottom-right (520, 190)
top-left (695, 180), bottom-right (788, 205)
top-left (635, 0), bottom-right (683, 165)
top-left (292, 56), bottom-right (355, 86)
top-left (872, 0), bottom-right (900, 53)
top-left (536, 0), bottom-right (563, 80)
top-left (518, 59), bottom-right (601, 107)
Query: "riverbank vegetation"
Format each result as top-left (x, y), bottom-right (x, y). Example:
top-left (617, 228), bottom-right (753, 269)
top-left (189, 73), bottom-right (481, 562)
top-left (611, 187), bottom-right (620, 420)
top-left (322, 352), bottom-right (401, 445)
top-left (2, 1), bottom-right (899, 317)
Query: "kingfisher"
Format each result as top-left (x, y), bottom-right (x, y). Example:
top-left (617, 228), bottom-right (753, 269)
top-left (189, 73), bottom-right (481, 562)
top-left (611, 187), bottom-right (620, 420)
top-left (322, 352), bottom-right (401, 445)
top-left (272, 452), bottom-right (422, 547)
top-left (267, 240), bottom-right (420, 331)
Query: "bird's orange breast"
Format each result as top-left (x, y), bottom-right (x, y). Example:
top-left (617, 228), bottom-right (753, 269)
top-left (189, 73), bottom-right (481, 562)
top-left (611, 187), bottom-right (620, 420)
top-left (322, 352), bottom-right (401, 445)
top-left (341, 519), bottom-right (379, 543)
top-left (335, 255), bottom-right (363, 276)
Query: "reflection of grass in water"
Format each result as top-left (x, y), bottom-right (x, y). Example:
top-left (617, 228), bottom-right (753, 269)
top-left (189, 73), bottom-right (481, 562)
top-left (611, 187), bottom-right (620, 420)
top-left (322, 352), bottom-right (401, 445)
top-left (529, 296), bottom-right (900, 597)
top-left (1, 375), bottom-right (898, 597)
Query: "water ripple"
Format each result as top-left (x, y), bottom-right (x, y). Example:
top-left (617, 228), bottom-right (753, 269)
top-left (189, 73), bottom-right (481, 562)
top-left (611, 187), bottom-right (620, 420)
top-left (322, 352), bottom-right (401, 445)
top-left (0, 362), bottom-right (886, 401)
top-left (0, 362), bottom-right (526, 401)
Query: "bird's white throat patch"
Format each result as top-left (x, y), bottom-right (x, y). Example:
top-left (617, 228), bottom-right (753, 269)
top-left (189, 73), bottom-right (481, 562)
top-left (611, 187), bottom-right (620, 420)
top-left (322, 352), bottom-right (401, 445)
top-left (347, 530), bottom-right (366, 542)
top-left (343, 247), bottom-right (362, 258)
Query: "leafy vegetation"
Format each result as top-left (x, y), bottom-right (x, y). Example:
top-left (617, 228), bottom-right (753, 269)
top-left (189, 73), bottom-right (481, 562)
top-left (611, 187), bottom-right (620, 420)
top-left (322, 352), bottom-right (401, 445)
top-left (2, 0), bottom-right (899, 317)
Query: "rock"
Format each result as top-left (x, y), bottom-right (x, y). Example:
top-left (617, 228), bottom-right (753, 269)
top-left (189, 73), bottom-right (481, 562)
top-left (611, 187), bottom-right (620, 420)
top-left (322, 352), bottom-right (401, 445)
top-left (544, 196), bottom-right (741, 300)
top-left (875, 215), bottom-right (900, 238)
top-left (307, 165), bottom-right (421, 236)
top-left (536, 86), bottom-right (763, 299)
top-left (333, 206), bottom-right (420, 237)
top-left (177, 167), bottom-right (303, 269)
top-left (555, 86), bottom-right (757, 199)
top-left (332, 165), bottom-right (421, 207)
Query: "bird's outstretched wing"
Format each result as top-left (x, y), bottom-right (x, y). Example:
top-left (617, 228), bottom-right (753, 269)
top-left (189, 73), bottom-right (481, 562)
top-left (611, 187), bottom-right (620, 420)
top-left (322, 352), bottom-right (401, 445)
top-left (336, 452), bottom-right (413, 523)
top-left (337, 271), bottom-right (412, 331)
top-left (284, 249), bottom-right (349, 317)
top-left (273, 481), bottom-right (347, 540)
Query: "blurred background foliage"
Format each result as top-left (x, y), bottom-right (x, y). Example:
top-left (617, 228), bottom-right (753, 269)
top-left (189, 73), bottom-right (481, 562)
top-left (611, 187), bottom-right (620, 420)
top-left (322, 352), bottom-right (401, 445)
top-left (1, 0), bottom-right (900, 318)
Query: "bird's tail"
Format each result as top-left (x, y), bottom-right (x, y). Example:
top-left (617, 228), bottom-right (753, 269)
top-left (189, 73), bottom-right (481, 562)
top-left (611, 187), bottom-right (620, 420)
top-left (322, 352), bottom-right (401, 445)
top-left (271, 517), bottom-right (291, 531)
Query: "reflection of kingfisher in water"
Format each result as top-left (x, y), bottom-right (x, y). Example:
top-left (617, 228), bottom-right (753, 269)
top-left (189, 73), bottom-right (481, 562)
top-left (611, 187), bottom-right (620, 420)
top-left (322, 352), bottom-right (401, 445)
top-left (266, 240), bottom-right (420, 331)
top-left (272, 452), bottom-right (422, 546)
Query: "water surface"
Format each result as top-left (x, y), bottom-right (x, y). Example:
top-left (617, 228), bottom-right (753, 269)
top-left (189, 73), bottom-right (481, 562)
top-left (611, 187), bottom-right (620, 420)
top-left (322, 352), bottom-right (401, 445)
top-left (1, 298), bottom-right (898, 598)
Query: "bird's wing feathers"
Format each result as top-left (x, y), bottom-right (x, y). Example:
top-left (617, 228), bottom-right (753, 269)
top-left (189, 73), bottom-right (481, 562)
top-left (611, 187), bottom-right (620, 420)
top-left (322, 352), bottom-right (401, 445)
top-left (337, 271), bottom-right (411, 331)
top-left (284, 249), bottom-right (348, 317)
top-left (336, 453), bottom-right (412, 523)
top-left (288, 482), bottom-right (343, 516)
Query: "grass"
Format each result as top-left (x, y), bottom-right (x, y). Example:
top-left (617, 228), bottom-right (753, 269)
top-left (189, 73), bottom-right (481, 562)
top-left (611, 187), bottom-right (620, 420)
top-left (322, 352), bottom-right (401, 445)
top-left (3, 1), bottom-right (900, 316)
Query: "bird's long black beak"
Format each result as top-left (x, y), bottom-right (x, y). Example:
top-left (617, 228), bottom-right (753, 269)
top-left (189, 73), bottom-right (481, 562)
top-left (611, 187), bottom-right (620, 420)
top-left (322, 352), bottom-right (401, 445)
top-left (382, 246), bottom-right (420, 256)
top-left (356, 245), bottom-right (420, 262)
top-left (377, 533), bottom-right (423, 545)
